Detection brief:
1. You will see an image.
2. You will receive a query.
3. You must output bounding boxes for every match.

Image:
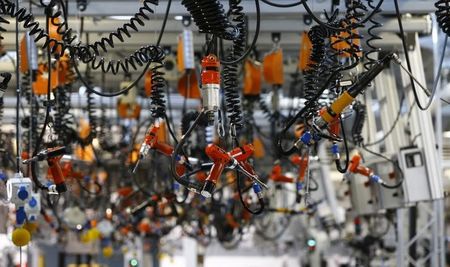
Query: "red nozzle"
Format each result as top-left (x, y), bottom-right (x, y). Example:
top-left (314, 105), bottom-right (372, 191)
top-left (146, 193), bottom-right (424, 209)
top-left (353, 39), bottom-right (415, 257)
top-left (291, 155), bottom-right (308, 183)
top-left (144, 124), bottom-right (174, 156)
top-left (270, 164), bottom-right (294, 183)
top-left (348, 154), bottom-right (372, 177)
top-left (47, 156), bottom-right (67, 193)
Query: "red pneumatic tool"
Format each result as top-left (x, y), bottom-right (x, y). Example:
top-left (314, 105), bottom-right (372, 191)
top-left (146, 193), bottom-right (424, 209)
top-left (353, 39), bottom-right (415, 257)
top-left (346, 154), bottom-right (382, 185)
top-left (133, 122), bottom-right (185, 175)
top-left (201, 144), bottom-right (267, 199)
top-left (23, 146), bottom-right (67, 193)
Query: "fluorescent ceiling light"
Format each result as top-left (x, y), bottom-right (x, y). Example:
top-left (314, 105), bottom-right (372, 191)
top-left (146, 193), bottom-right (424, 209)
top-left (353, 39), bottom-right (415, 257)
top-left (109, 16), bottom-right (133, 20)
top-left (443, 131), bottom-right (450, 138)
top-left (174, 15), bottom-right (183, 21)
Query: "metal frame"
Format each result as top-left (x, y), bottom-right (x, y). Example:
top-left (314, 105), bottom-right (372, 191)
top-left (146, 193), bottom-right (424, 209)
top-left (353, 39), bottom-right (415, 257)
top-left (394, 33), bottom-right (445, 267)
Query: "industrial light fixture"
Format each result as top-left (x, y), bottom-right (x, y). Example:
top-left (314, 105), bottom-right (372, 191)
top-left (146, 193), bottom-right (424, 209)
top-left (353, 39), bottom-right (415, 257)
top-left (109, 16), bottom-right (134, 20)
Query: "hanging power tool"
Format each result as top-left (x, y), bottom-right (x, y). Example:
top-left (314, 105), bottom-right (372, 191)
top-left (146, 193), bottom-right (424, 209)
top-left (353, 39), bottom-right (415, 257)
top-left (23, 146), bottom-right (67, 193)
top-left (201, 54), bottom-right (221, 124)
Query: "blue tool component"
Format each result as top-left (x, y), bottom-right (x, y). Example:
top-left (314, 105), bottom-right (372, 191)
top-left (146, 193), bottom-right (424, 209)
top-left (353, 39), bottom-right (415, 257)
top-left (300, 131), bottom-right (312, 145)
top-left (28, 197), bottom-right (37, 208)
top-left (296, 182), bottom-right (303, 191)
top-left (17, 186), bottom-right (29, 201)
top-left (331, 143), bottom-right (339, 155)
top-left (370, 174), bottom-right (381, 184)
top-left (16, 207), bottom-right (26, 225)
top-left (252, 182), bottom-right (262, 194)
top-left (173, 182), bottom-right (180, 191)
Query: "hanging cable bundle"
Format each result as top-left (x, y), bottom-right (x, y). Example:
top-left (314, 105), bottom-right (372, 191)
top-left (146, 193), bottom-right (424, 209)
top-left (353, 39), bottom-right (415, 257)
top-left (303, 25), bottom-right (329, 118)
top-left (0, 0), bottom-right (166, 74)
top-left (0, 0), bottom-right (75, 55)
top-left (54, 85), bottom-right (77, 145)
top-left (351, 101), bottom-right (366, 146)
top-left (364, 0), bottom-right (383, 70)
top-left (436, 0), bottom-right (450, 36)
top-left (20, 72), bottom-right (32, 103)
top-left (78, 71), bottom-right (98, 146)
top-left (258, 96), bottom-right (277, 124)
top-left (149, 51), bottom-right (167, 119)
top-left (181, 0), bottom-right (238, 40)
top-left (334, 0), bottom-right (366, 58)
top-left (222, 0), bottom-right (246, 131)
top-left (20, 73), bottom-right (41, 152)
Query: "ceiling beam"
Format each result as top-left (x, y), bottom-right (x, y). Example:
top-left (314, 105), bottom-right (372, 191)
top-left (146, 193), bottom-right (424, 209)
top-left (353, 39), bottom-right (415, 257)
top-left (0, 15), bottom-right (432, 34)
top-left (11, 0), bottom-right (438, 17)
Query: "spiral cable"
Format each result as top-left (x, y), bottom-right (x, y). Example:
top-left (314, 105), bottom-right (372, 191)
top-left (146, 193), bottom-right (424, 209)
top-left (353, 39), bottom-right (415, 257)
top-left (98, 99), bottom-right (118, 152)
top-left (351, 101), bottom-right (366, 146)
top-left (54, 84), bottom-right (77, 145)
top-left (78, 71), bottom-right (98, 146)
top-left (0, 0), bottom-right (167, 75)
top-left (149, 53), bottom-right (167, 119)
top-left (181, 0), bottom-right (238, 40)
top-left (258, 96), bottom-right (277, 124)
top-left (436, 0), bottom-right (450, 36)
top-left (364, 0), bottom-right (382, 70)
top-left (0, 0), bottom-right (75, 55)
top-left (20, 72), bottom-right (40, 152)
top-left (303, 25), bottom-right (329, 118)
top-left (222, 0), bottom-right (246, 131)
top-left (338, 0), bottom-right (366, 58)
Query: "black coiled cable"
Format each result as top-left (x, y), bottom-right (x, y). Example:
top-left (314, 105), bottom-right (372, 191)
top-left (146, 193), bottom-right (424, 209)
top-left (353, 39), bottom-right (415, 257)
top-left (436, 0), bottom-right (450, 35)
top-left (0, 0), bottom-right (166, 75)
top-left (303, 25), bottom-right (329, 118)
top-left (333, 0), bottom-right (366, 59)
top-left (222, 0), bottom-right (246, 131)
top-left (78, 71), bottom-right (97, 146)
top-left (364, 0), bottom-right (382, 70)
top-left (0, 0), bottom-right (74, 56)
top-left (181, 0), bottom-right (238, 40)
top-left (352, 101), bottom-right (366, 146)
top-left (149, 53), bottom-right (167, 119)
top-left (258, 96), bottom-right (279, 124)
top-left (54, 84), bottom-right (77, 145)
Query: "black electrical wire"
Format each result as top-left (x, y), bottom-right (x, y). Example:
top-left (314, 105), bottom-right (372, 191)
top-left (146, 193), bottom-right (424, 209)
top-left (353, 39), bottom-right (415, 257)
top-left (170, 111), bottom-right (205, 192)
top-left (75, 0), bottom-right (171, 97)
top-left (164, 113), bottom-right (178, 145)
top-left (394, 0), bottom-right (448, 110)
top-left (31, 5), bottom-right (55, 191)
top-left (236, 172), bottom-right (264, 215)
top-left (302, 0), bottom-right (384, 32)
top-left (14, 0), bottom-right (20, 172)
top-left (335, 117), bottom-right (349, 174)
top-left (260, 0), bottom-right (303, 8)
top-left (36, 0), bottom-right (171, 97)
top-left (361, 145), bottom-right (404, 189)
top-left (220, 0), bottom-right (260, 65)
top-left (221, 0), bottom-right (246, 130)
top-left (277, 71), bottom-right (340, 156)
top-left (76, 179), bottom-right (102, 196)
top-left (232, 135), bottom-right (265, 215)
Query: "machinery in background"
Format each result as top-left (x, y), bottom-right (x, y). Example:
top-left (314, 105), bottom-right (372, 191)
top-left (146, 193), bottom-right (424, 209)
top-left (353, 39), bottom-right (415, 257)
top-left (0, 0), bottom-right (447, 267)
